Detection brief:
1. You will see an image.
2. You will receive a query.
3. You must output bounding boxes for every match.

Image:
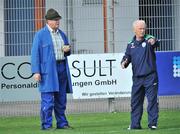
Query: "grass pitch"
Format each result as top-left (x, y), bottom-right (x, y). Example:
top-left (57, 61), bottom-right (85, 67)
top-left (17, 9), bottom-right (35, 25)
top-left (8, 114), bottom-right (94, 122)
top-left (0, 110), bottom-right (180, 134)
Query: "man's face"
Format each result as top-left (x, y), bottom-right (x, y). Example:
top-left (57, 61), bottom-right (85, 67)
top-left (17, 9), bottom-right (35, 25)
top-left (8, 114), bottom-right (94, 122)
top-left (47, 18), bottom-right (60, 30)
top-left (133, 22), bottom-right (146, 38)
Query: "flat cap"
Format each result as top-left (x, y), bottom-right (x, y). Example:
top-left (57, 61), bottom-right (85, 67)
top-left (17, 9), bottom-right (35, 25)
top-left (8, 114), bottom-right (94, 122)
top-left (45, 8), bottom-right (62, 20)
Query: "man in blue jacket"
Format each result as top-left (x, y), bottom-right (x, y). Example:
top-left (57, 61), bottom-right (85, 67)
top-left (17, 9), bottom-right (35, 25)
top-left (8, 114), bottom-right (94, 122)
top-left (121, 20), bottom-right (159, 130)
top-left (31, 8), bottom-right (72, 130)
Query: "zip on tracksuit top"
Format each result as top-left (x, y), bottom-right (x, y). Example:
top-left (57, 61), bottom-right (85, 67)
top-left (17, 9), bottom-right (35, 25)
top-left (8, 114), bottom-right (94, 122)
top-left (121, 34), bottom-right (160, 77)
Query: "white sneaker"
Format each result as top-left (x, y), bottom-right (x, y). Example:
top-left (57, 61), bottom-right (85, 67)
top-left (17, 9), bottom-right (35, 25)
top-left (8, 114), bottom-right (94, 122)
top-left (149, 125), bottom-right (157, 130)
top-left (127, 125), bottom-right (142, 130)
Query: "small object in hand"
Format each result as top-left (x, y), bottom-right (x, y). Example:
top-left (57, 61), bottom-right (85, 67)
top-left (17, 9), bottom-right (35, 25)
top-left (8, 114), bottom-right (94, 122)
top-left (63, 45), bottom-right (71, 49)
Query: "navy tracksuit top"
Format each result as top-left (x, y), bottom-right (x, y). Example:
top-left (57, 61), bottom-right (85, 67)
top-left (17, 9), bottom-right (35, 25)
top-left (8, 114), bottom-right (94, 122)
top-left (122, 34), bottom-right (159, 77)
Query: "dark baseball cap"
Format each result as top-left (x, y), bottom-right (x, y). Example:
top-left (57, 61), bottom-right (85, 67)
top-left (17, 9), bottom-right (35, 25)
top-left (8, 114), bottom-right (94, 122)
top-left (45, 8), bottom-right (62, 20)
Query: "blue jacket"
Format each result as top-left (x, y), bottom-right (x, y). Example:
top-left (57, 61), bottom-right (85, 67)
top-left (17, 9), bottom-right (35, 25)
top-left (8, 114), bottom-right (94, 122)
top-left (31, 26), bottom-right (72, 93)
top-left (121, 34), bottom-right (159, 77)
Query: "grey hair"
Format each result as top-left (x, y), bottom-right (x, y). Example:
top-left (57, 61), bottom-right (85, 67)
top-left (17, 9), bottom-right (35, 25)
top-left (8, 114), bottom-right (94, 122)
top-left (132, 20), bottom-right (146, 29)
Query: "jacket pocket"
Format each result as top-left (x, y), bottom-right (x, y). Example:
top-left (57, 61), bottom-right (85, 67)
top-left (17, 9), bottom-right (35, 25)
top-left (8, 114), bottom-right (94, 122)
top-left (40, 63), bottom-right (47, 74)
top-left (41, 44), bottom-right (51, 63)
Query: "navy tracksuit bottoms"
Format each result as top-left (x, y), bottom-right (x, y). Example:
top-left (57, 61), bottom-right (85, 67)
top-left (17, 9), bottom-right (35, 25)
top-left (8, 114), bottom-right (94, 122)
top-left (130, 72), bottom-right (159, 128)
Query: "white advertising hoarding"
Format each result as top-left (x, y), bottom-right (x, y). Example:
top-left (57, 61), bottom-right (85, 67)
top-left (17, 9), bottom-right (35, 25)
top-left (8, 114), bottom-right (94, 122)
top-left (0, 56), bottom-right (39, 101)
top-left (0, 53), bottom-right (132, 101)
top-left (67, 53), bottom-right (132, 99)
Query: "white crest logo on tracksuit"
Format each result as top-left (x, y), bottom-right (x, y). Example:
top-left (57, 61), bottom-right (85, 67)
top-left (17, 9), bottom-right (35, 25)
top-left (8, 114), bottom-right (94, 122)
top-left (131, 43), bottom-right (135, 48)
top-left (142, 42), bottom-right (146, 47)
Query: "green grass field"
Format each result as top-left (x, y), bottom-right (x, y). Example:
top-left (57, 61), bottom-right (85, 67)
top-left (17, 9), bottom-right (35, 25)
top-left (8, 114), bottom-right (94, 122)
top-left (0, 110), bottom-right (180, 134)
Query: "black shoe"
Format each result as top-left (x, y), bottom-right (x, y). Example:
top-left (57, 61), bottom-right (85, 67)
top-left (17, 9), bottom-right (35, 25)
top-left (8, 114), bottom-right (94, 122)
top-left (149, 126), bottom-right (157, 130)
top-left (41, 127), bottom-right (53, 130)
top-left (57, 125), bottom-right (73, 129)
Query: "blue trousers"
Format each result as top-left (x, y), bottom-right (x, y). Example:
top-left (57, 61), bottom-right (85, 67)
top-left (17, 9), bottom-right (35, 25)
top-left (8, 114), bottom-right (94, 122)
top-left (130, 72), bottom-right (159, 128)
top-left (40, 62), bottom-right (68, 129)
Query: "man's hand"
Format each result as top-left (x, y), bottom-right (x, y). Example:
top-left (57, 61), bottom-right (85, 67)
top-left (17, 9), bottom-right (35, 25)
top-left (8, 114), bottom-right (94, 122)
top-left (121, 59), bottom-right (128, 69)
top-left (148, 38), bottom-right (156, 45)
top-left (62, 45), bottom-right (71, 52)
top-left (33, 73), bottom-right (41, 82)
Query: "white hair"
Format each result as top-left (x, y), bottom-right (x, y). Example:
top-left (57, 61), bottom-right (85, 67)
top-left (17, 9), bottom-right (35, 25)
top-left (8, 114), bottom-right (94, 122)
top-left (132, 20), bottom-right (146, 29)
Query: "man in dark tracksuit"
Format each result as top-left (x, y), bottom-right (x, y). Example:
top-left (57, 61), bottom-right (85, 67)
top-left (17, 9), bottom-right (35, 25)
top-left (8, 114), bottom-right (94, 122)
top-left (121, 20), bottom-right (159, 130)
